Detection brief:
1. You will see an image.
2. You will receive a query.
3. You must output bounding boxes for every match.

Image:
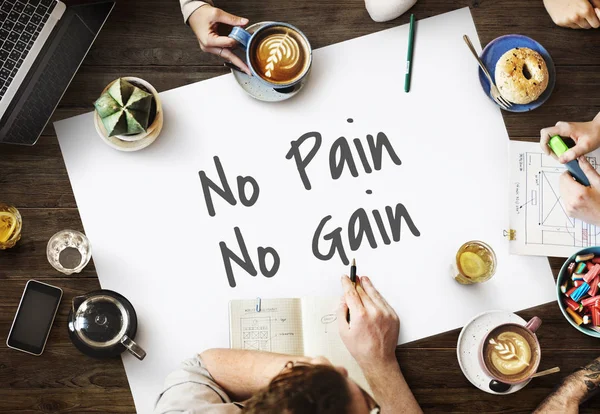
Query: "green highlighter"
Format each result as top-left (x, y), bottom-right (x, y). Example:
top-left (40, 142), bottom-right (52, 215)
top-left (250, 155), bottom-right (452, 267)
top-left (548, 135), bottom-right (590, 187)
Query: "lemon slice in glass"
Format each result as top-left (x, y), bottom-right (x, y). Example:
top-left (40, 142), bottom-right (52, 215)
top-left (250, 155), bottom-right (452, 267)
top-left (0, 211), bottom-right (17, 243)
top-left (459, 251), bottom-right (486, 278)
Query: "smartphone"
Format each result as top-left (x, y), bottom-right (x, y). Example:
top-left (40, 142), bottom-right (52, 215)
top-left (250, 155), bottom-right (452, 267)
top-left (7, 280), bottom-right (63, 356)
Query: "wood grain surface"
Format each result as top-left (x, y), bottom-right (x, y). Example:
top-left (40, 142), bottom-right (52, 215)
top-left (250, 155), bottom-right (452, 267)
top-left (1, 0), bottom-right (599, 412)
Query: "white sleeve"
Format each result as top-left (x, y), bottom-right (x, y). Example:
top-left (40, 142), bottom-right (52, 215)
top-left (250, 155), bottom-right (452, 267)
top-left (180, 0), bottom-right (214, 23)
top-left (154, 355), bottom-right (243, 413)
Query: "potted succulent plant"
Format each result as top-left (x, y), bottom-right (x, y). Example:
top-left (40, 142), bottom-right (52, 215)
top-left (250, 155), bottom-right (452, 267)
top-left (93, 77), bottom-right (163, 151)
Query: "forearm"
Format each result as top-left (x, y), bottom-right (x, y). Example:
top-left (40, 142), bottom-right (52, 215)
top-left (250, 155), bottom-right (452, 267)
top-left (567, 357), bottom-right (600, 402)
top-left (362, 360), bottom-right (422, 414)
top-left (180, 0), bottom-right (213, 24)
top-left (534, 357), bottom-right (600, 413)
top-left (200, 349), bottom-right (310, 401)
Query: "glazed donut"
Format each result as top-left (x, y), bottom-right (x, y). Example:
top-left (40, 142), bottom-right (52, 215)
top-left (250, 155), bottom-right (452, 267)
top-left (494, 48), bottom-right (549, 105)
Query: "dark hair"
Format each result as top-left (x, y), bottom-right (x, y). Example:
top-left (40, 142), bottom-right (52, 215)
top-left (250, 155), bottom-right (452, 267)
top-left (242, 364), bottom-right (352, 414)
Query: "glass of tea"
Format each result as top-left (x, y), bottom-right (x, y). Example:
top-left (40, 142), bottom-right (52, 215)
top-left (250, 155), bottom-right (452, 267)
top-left (454, 240), bottom-right (497, 284)
top-left (46, 230), bottom-right (92, 275)
top-left (0, 203), bottom-right (22, 249)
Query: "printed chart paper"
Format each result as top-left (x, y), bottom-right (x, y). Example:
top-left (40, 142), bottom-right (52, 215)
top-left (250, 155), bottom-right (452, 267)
top-left (54, 8), bottom-right (556, 413)
top-left (509, 140), bottom-right (600, 257)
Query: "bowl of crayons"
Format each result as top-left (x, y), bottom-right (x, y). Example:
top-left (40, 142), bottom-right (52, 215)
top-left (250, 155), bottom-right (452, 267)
top-left (558, 247), bottom-right (600, 338)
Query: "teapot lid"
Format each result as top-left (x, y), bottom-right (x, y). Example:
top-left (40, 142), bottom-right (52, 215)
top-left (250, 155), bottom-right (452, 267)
top-left (73, 294), bottom-right (130, 348)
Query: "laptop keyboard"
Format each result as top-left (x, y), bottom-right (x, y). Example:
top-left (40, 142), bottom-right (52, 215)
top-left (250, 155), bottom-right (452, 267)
top-left (0, 0), bottom-right (57, 100)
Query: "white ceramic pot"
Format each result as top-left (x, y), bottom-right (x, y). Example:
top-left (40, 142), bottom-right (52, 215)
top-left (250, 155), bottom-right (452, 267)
top-left (93, 76), bottom-right (163, 152)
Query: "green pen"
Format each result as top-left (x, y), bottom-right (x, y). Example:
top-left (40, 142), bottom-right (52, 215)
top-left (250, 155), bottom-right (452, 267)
top-left (404, 14), bottom-right (415, 93)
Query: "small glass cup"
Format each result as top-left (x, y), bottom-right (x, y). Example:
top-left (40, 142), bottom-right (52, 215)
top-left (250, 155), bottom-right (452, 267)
top-left (0, 203), bottom-right (22, 250)
top-left (47, 230), bottom-right (92, 275)
top-left (454, 240), bottom-right (497, 284)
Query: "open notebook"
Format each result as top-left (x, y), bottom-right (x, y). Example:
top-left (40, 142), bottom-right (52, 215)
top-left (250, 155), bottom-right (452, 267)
top-left (229, 297), bottom-right (371, 395)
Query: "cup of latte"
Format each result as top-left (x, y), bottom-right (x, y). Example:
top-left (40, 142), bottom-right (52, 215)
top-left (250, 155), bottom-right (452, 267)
top-left (229, 22), bottom-right (312, 90)
top-left (480, 317), bottom-right (542, 385)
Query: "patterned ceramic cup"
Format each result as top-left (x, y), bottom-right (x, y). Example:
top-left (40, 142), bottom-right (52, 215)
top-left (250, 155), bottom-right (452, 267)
top-left (229, 22), bottom-right (312, 89)
top-left (479, 317), bottom-right (542, 385)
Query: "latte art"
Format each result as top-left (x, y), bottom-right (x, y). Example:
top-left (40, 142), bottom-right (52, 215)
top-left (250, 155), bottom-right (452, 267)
top-left (259, 34), bottom-right (300, 79)
top-left (250, 26), bottom-right (310, 85)
top-left (488, 332), bottom-right (532, 376)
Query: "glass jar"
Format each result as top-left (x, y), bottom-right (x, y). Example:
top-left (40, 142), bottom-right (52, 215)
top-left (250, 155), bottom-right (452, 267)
top-left (454, 240), bottom-right (497, 284)
top-left (0, 203), bottom-right (22, 249)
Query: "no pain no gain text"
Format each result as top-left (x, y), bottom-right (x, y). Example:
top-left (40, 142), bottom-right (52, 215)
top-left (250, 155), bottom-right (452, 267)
top-left (198, 119), bottom-right (421, 287)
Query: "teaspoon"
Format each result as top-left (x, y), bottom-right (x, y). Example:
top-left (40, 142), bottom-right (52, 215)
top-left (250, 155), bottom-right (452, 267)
top-left (489, 367), bottom-right (561, 393)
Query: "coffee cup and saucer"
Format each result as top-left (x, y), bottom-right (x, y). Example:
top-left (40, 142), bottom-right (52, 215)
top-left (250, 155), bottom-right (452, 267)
top-left (228, 22), bottom-right (312, 102)
top-left (457, 310), bottom-right (542, 395)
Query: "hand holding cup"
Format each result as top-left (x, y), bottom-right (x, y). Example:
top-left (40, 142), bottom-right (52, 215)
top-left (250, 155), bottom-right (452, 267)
top-left (188, 5), bottom-right (252, 75)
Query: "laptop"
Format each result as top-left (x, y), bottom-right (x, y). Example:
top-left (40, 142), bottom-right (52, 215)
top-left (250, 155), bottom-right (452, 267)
top-left (0, 0), bottom-right (115, 146)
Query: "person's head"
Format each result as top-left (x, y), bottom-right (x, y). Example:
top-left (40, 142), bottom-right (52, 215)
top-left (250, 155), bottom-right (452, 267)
top-left (242, 356), bottom-right (379, 414)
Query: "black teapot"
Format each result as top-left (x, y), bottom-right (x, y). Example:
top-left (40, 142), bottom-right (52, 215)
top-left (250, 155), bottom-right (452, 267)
top-left (68, 289), bottom-right (146, 360)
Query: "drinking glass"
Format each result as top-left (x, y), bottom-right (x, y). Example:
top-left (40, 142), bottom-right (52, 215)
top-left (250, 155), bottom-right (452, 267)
top-left (454, 240), bottom-right (497, 284)
top-left (47, 230), bottom-right (92, 275)
top-left (0, 203), bottom-right (22, 249)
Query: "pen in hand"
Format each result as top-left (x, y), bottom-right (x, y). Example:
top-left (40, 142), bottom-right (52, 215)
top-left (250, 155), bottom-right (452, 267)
top-left (347, 258), bottom-right (357, 322)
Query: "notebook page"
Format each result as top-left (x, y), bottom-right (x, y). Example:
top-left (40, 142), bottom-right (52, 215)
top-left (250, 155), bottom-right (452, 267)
top-left (300, 296), bottom-right (371, 395)
top-left (229, 298), bottom-right (304, 355)
top-left (509, 140), bottom-right (600, 256)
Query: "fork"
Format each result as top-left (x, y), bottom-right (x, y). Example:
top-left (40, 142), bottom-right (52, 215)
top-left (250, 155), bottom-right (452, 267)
top-left (463, 35), bottom-right (513, 110)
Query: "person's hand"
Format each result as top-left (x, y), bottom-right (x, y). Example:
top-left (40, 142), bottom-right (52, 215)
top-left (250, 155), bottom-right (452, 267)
top-left (543, 0), bottom-right (600, 28)
top-left (338, 275), bottom-right (399, 370)
top-left (560, 156), bottom-right (600, 225)
top-left (540, 114), bottom-right (600, 164)
top-left (188, 5), bottom-right (251, 75)
top-left (543, 0), bottom-right (600, 29)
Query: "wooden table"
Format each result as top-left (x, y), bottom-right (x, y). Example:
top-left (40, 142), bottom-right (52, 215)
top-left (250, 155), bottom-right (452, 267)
top-left (1, 0), bottom-right (599, 412)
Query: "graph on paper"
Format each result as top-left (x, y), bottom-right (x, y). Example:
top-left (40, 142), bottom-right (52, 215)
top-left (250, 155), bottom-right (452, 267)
top-left (240, 317), bottom-right (272, 351)
top-left (509, 141), bottom-right (600, 257)
top-left (229, 298), bottom-right (305, 356)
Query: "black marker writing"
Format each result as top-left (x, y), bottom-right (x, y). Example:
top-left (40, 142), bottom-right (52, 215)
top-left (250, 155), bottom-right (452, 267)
top-left (286, 127), bottom-right (402, 190)
top-left (258, 246), bottom-right (280, 278)
top-left (371, 208), bottom-right (390, 244)
top-left (386, 203), bottom-right (421, 241)
top-left (312, 203), bottom-right (420, 265)
top-left (312, 215), bottom-right (349, 265)
top-left (367, 132), bottom-right (402, 170)
top-left (353, 138), bottom-right (373, 173)
top-left (199, 156), bottom-right (260, 217)
top-left (349, 208), bottom-right (377, 250)
top-left (238, 175), bottom-right (260, 207)
top-left (219, 227), bottom-right (280, 287)
top-left (330, 137), bottom-right (359, 180)
top-left (202, 119), bottom-right (415, 287)
top-left (285, 131), bottom-right (322, 191)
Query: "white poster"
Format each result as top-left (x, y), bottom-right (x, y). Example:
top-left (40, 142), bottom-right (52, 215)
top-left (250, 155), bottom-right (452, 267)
top-left (55, 8), bottom-right (556, 413)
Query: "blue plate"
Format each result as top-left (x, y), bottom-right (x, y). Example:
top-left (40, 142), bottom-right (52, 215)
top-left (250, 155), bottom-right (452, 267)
top-left (478, 34), bottom-right (555, 112)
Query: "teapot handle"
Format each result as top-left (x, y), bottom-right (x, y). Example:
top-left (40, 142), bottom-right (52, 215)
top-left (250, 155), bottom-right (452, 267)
top-left (121, 335), bottom-right (146, 360)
